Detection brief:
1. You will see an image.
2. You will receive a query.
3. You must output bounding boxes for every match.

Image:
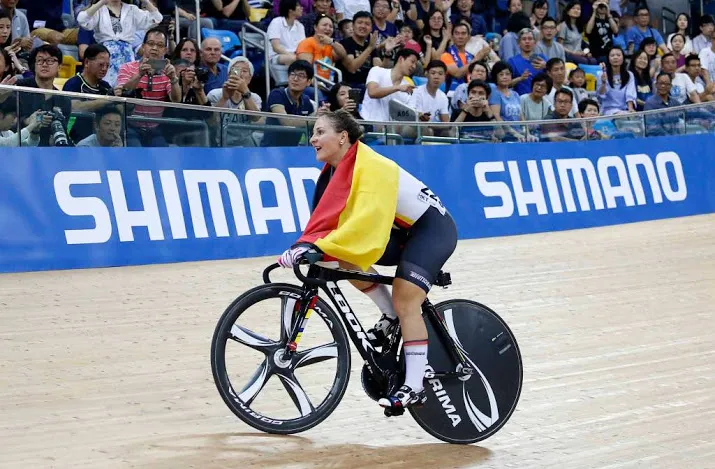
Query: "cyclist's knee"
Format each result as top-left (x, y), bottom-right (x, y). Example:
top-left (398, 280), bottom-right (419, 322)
top-left (392, 278), bottom-right (426, 318)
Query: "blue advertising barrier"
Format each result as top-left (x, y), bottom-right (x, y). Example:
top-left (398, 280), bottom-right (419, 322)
top-left (1, 134), bottom-right (714, 273)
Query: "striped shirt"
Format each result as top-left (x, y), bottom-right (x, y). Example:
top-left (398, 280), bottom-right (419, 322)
top-left (117, 60), bottom-right (172, 129)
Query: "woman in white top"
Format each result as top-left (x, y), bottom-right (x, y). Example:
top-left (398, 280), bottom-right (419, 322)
top-left (77, 0), bottom-right (162, 87)
top-left (666, 13), bottom-right (693, 56)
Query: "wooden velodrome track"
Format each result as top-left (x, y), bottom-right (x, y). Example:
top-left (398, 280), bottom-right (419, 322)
top-left (1, 214), bottom-right (713, 469)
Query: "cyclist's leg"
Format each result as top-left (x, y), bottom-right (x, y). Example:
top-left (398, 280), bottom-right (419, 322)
top-left (338, 261), bottom-right (399, 339)
top-left (337, 227), bottom-right (406, 328)
top-left (379, 207), bottom-right (458, 410)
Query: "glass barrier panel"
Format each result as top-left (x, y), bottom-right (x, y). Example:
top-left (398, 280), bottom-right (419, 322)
top-left (125, 98), bottom-right (213, 148)
top-left (684, 101), bottom-right (715, 134)
top-left (15, 85), bottom-right (75, 148)
top-left (254, 112), bottom-right (312, 148)
top-left (0, 88), bottom-right (22, 147)
top-left (67, 95), bottom-right (126, 147)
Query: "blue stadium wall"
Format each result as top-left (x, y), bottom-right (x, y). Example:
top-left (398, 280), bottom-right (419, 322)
top-left (1, 134), bottom-right (714, 273)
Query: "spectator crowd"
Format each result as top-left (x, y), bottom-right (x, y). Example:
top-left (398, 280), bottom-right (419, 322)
top-left (0, 0), bottom-right (713, 147)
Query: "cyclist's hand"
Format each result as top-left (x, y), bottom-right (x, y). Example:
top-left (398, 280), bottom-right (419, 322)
top-left (278, 245), bottom-right (310, 268)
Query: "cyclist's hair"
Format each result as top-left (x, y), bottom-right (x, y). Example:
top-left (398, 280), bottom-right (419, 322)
top-left (316, 108), bottom-right (364, 144)
top-left (578, 98), bottom-right (599, 114)
top-left (83, 44), bottom-right (109, 64)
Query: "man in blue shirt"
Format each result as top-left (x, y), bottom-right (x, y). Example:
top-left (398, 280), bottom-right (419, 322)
top-left (450, 0), bottom-right (488, 36)
top-left (263, 60), bottom-right (317, 147)
top-left (201, 37), bottom-right (229, 94)
top-left (626, 6), bottom-right (669, 55)
top-left (644, 72), bottom-right (682, 136)
top-left (507, 28), bottom-right (547, 95)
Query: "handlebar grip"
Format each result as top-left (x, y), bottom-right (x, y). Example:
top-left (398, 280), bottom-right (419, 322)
top-left (263, 263), bottom-right (280, 284)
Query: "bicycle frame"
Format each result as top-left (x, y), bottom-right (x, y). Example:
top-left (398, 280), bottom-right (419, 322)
top-left (263, 263), bottom-right (473, 381)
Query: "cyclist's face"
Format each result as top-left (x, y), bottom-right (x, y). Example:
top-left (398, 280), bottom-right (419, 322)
top-left (311, 116), bottom-right (348, 164)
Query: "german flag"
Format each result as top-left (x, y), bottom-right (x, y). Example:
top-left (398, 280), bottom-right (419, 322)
top-left (297, 141), bottom-right (400, 271)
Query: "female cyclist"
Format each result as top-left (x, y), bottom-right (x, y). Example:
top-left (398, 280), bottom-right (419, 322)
top-left (277, 109), bottom-right (458, 412)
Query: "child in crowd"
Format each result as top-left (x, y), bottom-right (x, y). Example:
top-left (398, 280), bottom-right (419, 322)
top-left (568, 68), bottom-right (589, 103)
top-left (337, 19), bottom-right (353, 41)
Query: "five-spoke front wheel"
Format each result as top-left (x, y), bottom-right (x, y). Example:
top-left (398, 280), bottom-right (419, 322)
top-left (211, 284), bottom-right (351, 434)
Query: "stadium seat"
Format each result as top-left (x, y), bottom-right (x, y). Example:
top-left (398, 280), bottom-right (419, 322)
top-left (249, 8), bottom-right (269, 22)
top-left (578, 64), bottom-right (601, 92)
top-left (54, 77), bottom-right (69, 90)
top-left (201, 29), bottom-right (243, 58)
top-left (57, 44), bottom-right (79, 62)
top-left (58, 55), bottom-right (80, 79)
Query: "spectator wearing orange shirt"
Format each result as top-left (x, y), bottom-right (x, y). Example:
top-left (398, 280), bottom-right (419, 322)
top-left (296, 14), bottom-right (348, 82)
top-left (440, 22), bottom-right (490, 89)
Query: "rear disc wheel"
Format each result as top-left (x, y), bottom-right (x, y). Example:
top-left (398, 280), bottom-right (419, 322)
top-left (409, 300), bottom-right (523, 444)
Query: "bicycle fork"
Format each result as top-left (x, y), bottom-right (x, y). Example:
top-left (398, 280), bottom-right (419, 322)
top-left (282, 287), bottom-right (320, 360)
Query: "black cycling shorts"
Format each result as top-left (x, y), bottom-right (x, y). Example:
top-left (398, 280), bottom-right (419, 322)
top-left (376, 206), bottom-right (458, 293)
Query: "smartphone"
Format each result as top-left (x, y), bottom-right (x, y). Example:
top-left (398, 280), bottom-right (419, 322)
top-left (348, 88), bottom-right (361, 103)
top-left (148, 59), bottom-right (165, 74)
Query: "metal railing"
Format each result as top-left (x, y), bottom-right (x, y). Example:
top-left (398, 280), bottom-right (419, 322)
top-left (0, 84), bottom-right (712, 148)
top-left (241, 22), bottom-right (271, 99)
top-left (313, 59), bottom-right (343, 103)
top-left (661, 6), bottom-right (677, 35)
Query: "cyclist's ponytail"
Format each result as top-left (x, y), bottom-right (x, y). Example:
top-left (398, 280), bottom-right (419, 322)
top-left (316, 108), bottom-right (364, 144)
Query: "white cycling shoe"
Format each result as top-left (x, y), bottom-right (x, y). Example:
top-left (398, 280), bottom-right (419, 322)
top-left (378, 385), bottom-right (427, 414)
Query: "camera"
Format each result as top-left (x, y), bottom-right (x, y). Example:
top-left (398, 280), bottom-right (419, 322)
top-left (46, 107), bottom-right (70, 147)
top-left (195, 67), bottom-right (210, 83)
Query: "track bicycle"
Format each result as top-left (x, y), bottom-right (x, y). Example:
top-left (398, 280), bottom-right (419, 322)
top-left (211, 253), bottom-right (523, 444)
